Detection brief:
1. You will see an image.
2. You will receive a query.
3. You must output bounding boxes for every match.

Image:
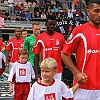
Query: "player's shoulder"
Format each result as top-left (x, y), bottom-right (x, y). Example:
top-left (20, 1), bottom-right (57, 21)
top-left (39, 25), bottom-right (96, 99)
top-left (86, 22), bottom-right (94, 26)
top-left (74, 22), bottom-right (90, 32)
top-left (26, 35), bottom-right (32, 39)
top-left (39, 31), bottom-right (46, 36)
top-left (8, 37), bottom-right (15, 41)
top-left (55, 31), bottom-right (63, 36)
top-left (24, 35), bottom-right (30, 41)
top-left (37, 32), bottom-right (47, 39)
top-left (54, 31), bottom-right (65, 39)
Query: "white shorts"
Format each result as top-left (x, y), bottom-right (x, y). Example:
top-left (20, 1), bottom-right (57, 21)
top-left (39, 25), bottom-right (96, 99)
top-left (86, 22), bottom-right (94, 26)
top-left (9, 62), bottom-right (15, 72)
top-left (74, 88), bottom-right (100, 100)
top-left (53, 72), bottom-right (62, 80)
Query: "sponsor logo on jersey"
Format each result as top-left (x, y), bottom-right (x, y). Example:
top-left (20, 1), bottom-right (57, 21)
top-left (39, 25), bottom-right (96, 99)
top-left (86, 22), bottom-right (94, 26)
top-left (96, 34), bottom-right (100, 36)
top-left (87, 49), bottom-right (99, 54)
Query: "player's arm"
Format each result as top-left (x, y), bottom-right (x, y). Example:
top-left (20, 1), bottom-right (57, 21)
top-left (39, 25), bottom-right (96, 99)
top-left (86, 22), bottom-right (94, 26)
top-left (61, 53), bottom-right (88, 83)
top-left (34, 54), bottom-right (40, 80)
top-left (33, 37), bottom-right (41, 80)
top-left (6, 50), bottom-right (10, 67)
top-left (9, 82), bottom-right (13, 93)
top-left (6, 41), bottom-right (12, 67)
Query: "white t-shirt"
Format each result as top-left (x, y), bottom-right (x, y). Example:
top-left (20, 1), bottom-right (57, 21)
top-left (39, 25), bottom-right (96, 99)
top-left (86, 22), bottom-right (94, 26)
top-left (8, 0), bottom-right (14, 7)
top-left (0, 52), bottom-right (6, 68)
top-left (8, 61), bottom-right (35, 82)
top-left (27, 79), bottom-right (73, 100)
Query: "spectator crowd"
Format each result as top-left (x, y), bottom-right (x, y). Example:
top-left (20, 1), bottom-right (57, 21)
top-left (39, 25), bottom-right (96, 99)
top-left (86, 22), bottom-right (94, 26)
top-left (0, 0), bottom-right (89, 22)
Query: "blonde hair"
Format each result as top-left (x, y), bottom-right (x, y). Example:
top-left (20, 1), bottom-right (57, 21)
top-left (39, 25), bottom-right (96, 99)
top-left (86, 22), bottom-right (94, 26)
top-left (40, 58), bottom-right (57, 70)
top-left (18, 48), bottom-right (29, 56)
top-left (32, 22), bottom-right (40, 27)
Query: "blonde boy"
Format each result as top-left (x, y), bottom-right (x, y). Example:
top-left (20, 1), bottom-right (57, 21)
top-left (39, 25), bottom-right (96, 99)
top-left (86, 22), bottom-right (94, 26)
top-left (27, 57), bottom-right (86, 100)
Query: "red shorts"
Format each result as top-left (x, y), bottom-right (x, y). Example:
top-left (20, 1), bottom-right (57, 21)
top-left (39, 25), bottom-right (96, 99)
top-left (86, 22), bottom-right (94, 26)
top-left (0, 68), bottom-right (2, 76)
top-left (14, 82), bottom-right (30, 100)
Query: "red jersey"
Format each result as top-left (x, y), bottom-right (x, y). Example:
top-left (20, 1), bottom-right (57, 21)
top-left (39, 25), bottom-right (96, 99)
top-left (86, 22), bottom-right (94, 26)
top-left (62, 23), bottom-right (100, 90)
top-left (0, 39), bottom-right (4, 51)
top-left (33, 31), bottom-right (65, 73)
top-left (6, 37), bottom-right (24, 62)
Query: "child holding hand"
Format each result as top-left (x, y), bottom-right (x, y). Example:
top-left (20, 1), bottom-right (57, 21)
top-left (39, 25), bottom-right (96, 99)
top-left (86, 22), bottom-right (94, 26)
top-left (27, 57), bottom-right (87, 100)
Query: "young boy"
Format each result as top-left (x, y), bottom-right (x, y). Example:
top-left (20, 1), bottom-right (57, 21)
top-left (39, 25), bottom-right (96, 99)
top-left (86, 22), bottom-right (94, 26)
top-left (27, 57), bottom-right (87, 100)
top-left (8, 48), bottom-right (35, 100)
top-left (0, 51), bottom-right (6, 81)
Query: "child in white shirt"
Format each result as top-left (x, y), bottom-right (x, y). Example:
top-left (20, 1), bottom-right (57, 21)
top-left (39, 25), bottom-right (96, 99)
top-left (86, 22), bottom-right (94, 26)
top-left (8, 48), bottom-right (35, 100)
top-left (27, 57), bottom-right (87, 100)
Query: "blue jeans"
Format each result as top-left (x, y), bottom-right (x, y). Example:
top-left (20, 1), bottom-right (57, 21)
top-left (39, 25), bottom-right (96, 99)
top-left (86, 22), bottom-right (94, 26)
top-left (8, 6), bottom-right (14, 16)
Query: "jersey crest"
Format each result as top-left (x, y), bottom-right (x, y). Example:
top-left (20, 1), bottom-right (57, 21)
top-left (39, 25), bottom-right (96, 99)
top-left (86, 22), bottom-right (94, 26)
top-left (56, 39), bottom-right (59, 45)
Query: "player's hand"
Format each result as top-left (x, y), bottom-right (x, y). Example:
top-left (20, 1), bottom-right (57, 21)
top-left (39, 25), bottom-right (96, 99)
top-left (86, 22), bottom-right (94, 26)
top-left (75, 73), bottom-right (88, 84)
top-left (1, 47), bottom-right (5, 52)
top-left (9, 86), bottom-right (13, 93)
top-left (35, 74), bottom-right (41, 81)
top-left (5, 61), bottom-right (9, 67)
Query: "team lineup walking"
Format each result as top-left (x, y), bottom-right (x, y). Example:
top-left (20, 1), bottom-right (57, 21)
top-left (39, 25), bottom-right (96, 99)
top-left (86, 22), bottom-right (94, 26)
top-left (0, 0), bottom-right (100, 100)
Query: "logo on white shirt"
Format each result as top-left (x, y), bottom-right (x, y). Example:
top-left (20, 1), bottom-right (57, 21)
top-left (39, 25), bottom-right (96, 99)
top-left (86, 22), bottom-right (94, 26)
top-left (19, 68), bottom-right (26, 76)
top-left (44, 93), bottom-right (56, 100)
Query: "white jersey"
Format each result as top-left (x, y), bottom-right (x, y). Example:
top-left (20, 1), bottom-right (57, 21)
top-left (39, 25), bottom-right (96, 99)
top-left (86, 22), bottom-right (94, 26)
top-left (8, 61), bottom-right (35, 83)
top-left (8, 0), bottom-right (14, 7)
top-left (27, 79), bottom-right (73, 100)
top-left (0, 52), bottom-right (6, 68)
